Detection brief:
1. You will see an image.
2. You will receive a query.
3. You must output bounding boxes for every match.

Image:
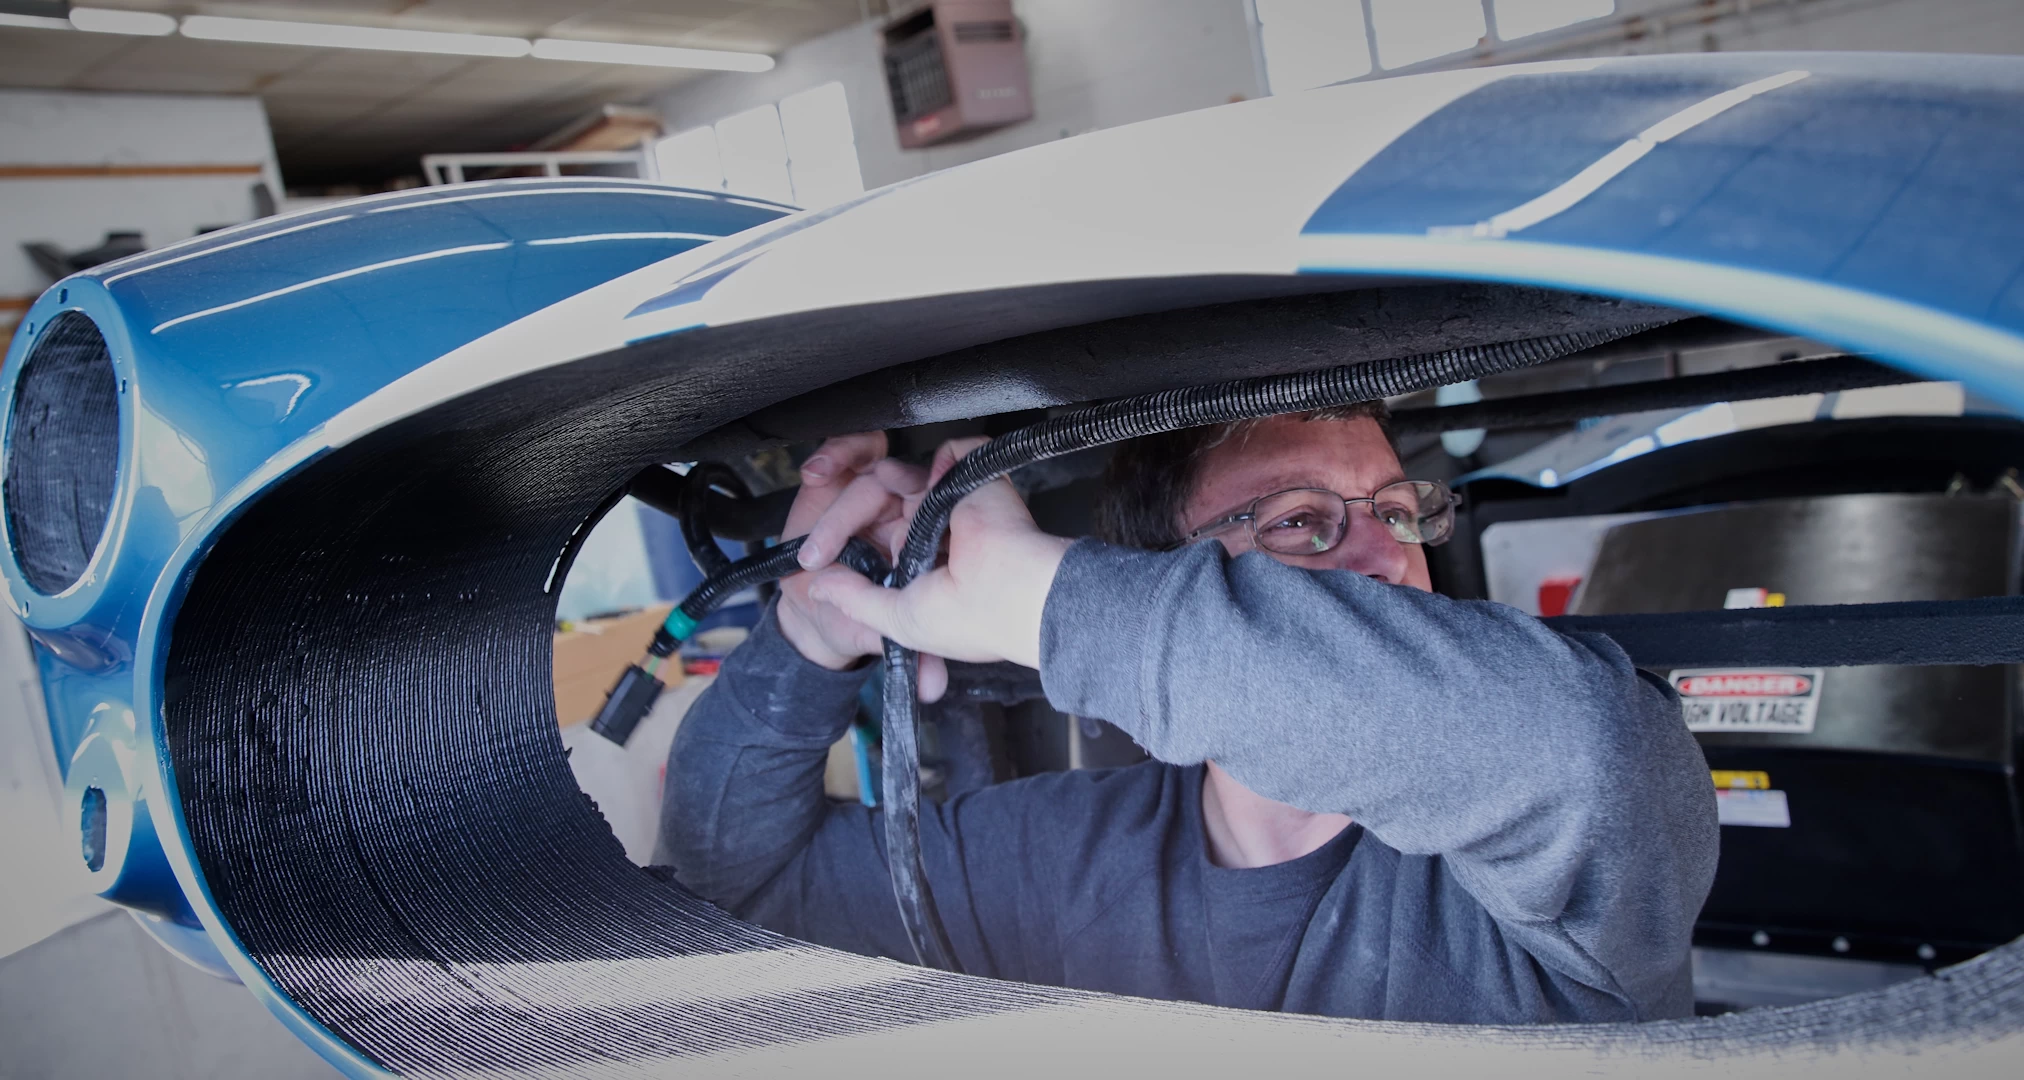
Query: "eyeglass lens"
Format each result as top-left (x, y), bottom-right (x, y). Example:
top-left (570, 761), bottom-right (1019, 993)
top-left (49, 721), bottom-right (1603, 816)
top-left (1250, 482), bottom-right (1453, 555)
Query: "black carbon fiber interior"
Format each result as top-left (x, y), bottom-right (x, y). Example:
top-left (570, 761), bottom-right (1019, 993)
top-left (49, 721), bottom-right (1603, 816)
top-left (158, 282), bottom-right (2024, 1074)
top-left (5, 312), bottom-right (118, 596)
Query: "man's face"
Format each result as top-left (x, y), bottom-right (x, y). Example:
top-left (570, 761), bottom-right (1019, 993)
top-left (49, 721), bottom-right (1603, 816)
top-left (1179, 415), bottom-right (1433, 592)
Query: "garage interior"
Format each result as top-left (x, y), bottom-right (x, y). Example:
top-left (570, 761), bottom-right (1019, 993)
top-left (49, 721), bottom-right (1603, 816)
top-left (4, 2), bottom-right (2024, 1077)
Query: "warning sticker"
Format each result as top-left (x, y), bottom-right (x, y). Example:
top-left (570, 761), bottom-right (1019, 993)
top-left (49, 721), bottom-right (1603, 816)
top-left (1716, 789), bottom-right (1792, 828)
top-left (1670, 668), bottom-right (1823, 734)
top-left (1711, 770), bottom-right (1771, 790)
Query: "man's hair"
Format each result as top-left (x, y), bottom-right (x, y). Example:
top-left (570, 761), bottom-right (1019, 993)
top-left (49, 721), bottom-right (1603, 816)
top-left (1093, 402), bottom-right (1392, 550)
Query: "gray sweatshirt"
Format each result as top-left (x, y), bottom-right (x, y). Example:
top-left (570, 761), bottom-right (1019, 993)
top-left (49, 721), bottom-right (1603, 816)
top-left (656, 539), bottom-right (1717, 1023)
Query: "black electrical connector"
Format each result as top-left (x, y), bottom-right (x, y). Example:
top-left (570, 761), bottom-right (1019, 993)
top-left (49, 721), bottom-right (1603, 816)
top-left (588, 663), bottom-right (665, 745)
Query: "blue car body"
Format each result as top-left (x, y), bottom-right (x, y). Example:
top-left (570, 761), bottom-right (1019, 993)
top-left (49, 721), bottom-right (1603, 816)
top-left (3, 179), bottom-right (789, 973)
top-left (4, 51), bottom-right (2022, 1078)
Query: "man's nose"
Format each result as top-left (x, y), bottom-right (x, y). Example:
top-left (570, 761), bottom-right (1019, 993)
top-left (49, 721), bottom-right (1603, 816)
top-left (1315, 510), bottom-right (1410, 583)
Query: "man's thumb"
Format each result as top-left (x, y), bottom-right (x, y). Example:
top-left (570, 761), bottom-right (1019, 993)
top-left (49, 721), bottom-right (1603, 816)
top-left (807, 567), bottom-right (904, 640)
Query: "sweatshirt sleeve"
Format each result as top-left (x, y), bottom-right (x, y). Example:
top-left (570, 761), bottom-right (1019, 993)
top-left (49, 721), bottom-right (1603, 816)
top-left (655, 603), bottom-right (1079, 979)
top-left (1037, 539), bottom-right (1718, 1018)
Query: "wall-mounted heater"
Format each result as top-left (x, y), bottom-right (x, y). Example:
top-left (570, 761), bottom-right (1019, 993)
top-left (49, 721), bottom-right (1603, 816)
top-left (881, 0), bottom-right (1034, 149)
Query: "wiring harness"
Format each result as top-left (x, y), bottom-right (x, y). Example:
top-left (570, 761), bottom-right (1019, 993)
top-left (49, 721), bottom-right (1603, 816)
top-left (595, 325), bottom-right (1657, 968)
top-left (587, 535), bottom-right (890, 745)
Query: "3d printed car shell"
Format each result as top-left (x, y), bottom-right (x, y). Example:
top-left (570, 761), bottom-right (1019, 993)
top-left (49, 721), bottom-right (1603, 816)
top-left (4, 52), bottom-right (2022, 1078)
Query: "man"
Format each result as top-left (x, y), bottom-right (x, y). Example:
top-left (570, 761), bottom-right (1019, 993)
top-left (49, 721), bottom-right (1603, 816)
top-left (656, 404), bottom-right (1717, 1024)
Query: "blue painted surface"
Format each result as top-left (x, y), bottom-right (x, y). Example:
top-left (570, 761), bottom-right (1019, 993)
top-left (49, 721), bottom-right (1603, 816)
top-left (1303, 54), bottom-right (2024, 339)
top-left (1, 178), bottom-right (785, 952)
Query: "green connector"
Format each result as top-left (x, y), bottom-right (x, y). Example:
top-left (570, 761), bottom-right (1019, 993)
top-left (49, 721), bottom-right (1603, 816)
top-left (661, 607), bottom-right (699, 642)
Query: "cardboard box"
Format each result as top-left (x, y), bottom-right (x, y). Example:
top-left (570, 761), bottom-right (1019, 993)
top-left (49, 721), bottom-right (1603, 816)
top-left (553, 605), bottom-right (682, 727)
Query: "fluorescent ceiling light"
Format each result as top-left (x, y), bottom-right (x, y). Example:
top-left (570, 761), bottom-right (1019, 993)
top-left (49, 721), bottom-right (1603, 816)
top-left (70, 7), bottom-right (175, 35)
top-left (180, 14), bottom-right (532, 58)
top-left (15, 8), bottom-right (777, 70)
top-left (0, 13), bottom-right (70, 30)
top-left (532, 37), bottom-right (773, 72)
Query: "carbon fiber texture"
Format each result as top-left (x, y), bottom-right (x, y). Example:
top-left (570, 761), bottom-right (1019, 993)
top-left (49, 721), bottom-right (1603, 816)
top-left (5, 312), bottom-right (118, 596)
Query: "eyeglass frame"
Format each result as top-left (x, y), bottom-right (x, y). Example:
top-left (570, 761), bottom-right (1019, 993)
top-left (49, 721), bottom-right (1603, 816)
top-left (1173, 479), bottom-right (1461, 553)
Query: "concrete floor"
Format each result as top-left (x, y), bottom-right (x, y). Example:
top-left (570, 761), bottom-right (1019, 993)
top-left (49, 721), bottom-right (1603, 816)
top-left (2, 613), bottom-right (339, 1078)
top-left (0, 910), bottom-right (343, 1080)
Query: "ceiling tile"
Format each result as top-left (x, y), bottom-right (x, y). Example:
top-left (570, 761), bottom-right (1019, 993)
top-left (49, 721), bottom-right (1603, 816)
top-left (264, 47), bottom-right (481, 79)
top-left (74, 68), bottom-right (266, 95)
top-left (0, 25), bottom-right (134, 82)
top-left (263, 96), bottom-right (396, 121)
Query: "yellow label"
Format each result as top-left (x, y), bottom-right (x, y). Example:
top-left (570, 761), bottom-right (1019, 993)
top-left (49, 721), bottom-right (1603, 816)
top-left (1766, 593), bottom-right (1787, 607)
top-left (1712, 770), bottom-right (1771, 790)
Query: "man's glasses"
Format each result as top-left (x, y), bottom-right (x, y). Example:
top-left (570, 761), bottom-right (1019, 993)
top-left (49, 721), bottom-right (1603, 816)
top-left (1181, 480), bottom-right (1459, 555)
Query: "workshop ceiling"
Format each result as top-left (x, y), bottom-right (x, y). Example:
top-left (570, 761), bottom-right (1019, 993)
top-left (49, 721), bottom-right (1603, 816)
top-left (0, 1), bottom-right (876, 186)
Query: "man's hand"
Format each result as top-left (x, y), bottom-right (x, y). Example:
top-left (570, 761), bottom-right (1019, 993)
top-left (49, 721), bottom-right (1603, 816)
top-left (773, 432), bottom-right (928, 674)
top-left (806, 437), bottom-right (1071, 670)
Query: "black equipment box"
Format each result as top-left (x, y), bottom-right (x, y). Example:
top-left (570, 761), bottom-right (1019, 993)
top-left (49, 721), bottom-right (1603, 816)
top-left (1575, 492), bottom-right (2024, 966)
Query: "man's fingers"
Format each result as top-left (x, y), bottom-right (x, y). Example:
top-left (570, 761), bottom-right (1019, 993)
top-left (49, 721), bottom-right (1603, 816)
top-left (917, 654), bottom-right (949, 704)
top-left (806, 566), bottom-right (908, 644)
top-left (926, 436), bottom-right (990, 489)
top-left (873, 516), bottom-right (910, 562)
top-left (805, 571), bottom-right (945, 699)
top-left (951, 474), bottom-right (1033, 526)
top-left (872, 457), bottom-right (930, 497)
top-left (800, 431), bottom-right (887, 487)
top-left (799, 472), bottom-right (902, 570)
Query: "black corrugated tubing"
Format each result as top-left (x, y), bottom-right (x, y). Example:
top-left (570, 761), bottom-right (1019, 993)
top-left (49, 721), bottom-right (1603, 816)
top-left (677, 535), bottom-right (889, 624)
top-left (680, 463), bottom-right (747, 578)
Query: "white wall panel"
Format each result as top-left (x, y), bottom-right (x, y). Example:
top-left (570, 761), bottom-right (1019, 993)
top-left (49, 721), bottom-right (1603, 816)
top-left (653, 0), bottom-right (1264, 193)
top-left (0, 90), bottom-right (284, 308)
top-left (1564, 0), bottom-right (2024, 57)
